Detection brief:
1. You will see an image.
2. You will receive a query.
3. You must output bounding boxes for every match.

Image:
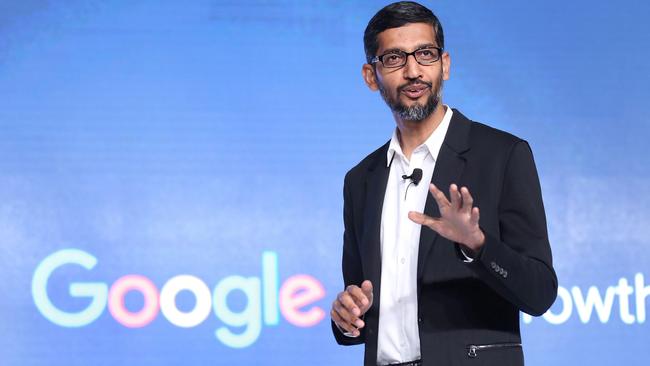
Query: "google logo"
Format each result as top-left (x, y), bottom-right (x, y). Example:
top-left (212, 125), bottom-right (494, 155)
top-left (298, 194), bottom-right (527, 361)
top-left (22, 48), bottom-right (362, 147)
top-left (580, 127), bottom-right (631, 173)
top-left (32, 249), bottom-right (326, 348)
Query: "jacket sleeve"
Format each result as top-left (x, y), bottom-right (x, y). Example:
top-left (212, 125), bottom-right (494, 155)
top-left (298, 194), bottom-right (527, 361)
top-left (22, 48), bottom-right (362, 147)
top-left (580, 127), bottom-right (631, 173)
top-left (464, 140), bottom-right (558, 316)
top-left (332, 171), bottom-right (366, 345)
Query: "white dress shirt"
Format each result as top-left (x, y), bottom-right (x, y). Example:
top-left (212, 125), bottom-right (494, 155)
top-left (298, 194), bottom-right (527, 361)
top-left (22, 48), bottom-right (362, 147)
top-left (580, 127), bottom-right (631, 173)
top-left (376, 106), bottom-right (453, 364)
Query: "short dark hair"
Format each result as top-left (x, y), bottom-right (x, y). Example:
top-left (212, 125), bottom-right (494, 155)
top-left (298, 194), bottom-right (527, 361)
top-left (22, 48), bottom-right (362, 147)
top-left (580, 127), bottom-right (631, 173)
top-left (363, 1), bottom-right (444, 64)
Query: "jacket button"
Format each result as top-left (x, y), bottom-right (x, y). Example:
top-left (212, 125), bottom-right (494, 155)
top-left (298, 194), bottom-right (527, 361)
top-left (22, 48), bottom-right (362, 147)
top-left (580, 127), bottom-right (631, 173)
top-left (418, 317), bottom-right (422, 323)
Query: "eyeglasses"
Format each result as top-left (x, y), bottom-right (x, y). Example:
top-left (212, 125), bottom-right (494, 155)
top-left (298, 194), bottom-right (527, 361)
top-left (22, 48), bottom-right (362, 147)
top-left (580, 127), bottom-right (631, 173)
top-left (371, 46), bottom-right (443, 68)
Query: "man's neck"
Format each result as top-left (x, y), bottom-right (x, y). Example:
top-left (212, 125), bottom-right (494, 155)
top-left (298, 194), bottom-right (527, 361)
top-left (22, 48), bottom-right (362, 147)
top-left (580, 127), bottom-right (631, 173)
top-left (395, 104), bottom-right (447, 160)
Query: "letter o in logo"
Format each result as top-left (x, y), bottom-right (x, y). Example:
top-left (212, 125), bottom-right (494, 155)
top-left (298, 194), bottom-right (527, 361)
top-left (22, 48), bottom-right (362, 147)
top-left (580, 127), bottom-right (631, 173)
top-left (160, 275), bottom-right (212, 328)
top-left (108, 275), bottom-right (159, 328)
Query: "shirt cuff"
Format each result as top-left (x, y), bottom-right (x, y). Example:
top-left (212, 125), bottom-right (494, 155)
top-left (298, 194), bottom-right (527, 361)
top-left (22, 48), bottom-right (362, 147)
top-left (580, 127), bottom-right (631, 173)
top-left (335, 322), bottom-right (360, 338)
top-left (460, 247), bottom-right (475, 263)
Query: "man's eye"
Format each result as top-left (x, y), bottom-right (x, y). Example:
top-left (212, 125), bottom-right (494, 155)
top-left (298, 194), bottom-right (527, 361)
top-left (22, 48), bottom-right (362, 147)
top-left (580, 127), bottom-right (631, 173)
top-left (383, 53), bottom-right (404, 65)
top-left (416, 49), bottom-right (437, 59)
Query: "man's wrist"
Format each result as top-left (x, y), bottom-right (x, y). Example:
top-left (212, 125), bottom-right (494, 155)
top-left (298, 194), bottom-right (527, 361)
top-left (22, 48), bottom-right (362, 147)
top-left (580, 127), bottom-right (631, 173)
top-left (463, 229), bottom-right (485, 252)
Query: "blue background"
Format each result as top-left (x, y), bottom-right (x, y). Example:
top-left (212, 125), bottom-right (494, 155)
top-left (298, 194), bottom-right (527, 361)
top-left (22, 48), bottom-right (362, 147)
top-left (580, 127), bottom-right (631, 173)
top-left (1, 0), bottom-right (649, 364)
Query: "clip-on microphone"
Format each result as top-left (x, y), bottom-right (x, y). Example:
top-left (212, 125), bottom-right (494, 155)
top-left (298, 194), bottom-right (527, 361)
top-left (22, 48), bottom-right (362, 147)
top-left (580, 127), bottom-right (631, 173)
top-left (402, 168), bottom-right (423, 200)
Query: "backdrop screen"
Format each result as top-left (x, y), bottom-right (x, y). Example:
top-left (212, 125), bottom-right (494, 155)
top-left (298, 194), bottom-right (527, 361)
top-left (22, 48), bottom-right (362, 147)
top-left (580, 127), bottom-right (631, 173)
top-left (1, 1), bottom-right (649, 365)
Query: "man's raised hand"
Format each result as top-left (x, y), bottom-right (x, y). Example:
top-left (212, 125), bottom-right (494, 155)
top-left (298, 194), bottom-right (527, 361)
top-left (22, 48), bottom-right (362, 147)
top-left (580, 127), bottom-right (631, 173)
top-left (408, 183), bottom-right (485, 251)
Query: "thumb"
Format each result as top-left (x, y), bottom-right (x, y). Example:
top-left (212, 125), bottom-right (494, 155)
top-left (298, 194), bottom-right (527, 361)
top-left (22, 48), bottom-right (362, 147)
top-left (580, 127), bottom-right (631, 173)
top-left (361, 280), bottom-right (373, 297)
top-left (408, 211), bottom-right (428, 226)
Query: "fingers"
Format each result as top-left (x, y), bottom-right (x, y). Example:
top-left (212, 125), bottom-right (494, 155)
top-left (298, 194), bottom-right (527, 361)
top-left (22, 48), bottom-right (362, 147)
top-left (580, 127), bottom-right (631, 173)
top-left (361, 280), bottom-right (373, 307)
top-left (407, 211), bottom-right (425, 224)
top-left (460, 186), bottom-right (474, 214)
top-left (470, 206), bottom-right (480, 226)
top-left (408, 211), bottom-right (441, 231)
top-left (332, 284), bottom-right (372, 336)
top-left (429, 184), bottom-right (450, 210)
top-left (331, 301), bottom-right (362, 336)
top-left (330, 307), bottom-right (354, 335)
top-left (449, 184), bottom-right (461, 210)
top-left (361, 280), bottom-right (373, 296)
top-left (421, 183), bottom-right (479, 233)
top-left (332, 298), bottom-right (359, 327)
top-left (346, 285), bottom-right (370, 309)
top-left (332, 294), bottom-right (365, 327)
top-left (339, 287), bottom-right (361, 317)
top-left (441, 183), bottom-right (475, 215)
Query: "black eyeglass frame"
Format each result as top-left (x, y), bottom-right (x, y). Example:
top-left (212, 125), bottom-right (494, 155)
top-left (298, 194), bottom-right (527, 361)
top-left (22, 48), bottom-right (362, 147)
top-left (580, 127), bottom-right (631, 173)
top-left (370, 46), bottom-right (444, 68)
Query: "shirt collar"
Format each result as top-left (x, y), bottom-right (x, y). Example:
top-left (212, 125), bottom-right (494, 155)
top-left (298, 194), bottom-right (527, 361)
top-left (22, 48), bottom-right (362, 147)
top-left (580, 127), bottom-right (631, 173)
top-left (386, 105), bottom-right (454, 167)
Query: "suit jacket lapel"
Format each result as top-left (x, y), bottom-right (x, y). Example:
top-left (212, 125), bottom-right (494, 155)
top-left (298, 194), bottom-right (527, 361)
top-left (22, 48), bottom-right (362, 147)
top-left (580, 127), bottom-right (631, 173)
top-left (417, 109), bottom-right (472, 279)
top-left (361, 142), bottom-right (391, 295)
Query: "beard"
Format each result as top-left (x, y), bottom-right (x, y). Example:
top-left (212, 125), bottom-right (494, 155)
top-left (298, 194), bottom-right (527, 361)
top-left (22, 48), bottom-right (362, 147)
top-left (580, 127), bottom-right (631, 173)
top-left (378, 73), bottom-right (444, 122)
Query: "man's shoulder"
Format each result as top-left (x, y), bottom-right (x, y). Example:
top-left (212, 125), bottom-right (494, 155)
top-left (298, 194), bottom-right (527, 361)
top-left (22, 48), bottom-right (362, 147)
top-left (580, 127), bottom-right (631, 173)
top-left (453, 110), bottom-right (526, 154)
top-left (344, 140), bottom-right (390, 184)
top-left (459, 113), bottom-right (522, 145)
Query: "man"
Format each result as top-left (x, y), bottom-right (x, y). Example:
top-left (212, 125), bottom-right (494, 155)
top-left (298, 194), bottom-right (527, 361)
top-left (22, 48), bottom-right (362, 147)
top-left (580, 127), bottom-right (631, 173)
top-left (330, 2), bottom-right (558, 365)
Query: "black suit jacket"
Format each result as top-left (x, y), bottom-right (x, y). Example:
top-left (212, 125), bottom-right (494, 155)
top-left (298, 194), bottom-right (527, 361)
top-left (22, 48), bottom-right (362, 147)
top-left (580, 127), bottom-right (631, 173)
top-left (332, 109), bottom-right (558, 366)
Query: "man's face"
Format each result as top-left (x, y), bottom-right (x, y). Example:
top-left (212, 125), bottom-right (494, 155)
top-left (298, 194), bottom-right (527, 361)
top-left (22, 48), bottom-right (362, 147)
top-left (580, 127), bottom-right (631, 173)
top-left (363, 22), bottom-right (450, 122)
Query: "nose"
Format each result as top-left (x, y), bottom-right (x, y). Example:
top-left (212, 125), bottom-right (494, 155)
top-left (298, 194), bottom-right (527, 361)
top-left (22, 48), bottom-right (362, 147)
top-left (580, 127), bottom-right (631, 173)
top-left (402, 53), bottom-right (422, 80)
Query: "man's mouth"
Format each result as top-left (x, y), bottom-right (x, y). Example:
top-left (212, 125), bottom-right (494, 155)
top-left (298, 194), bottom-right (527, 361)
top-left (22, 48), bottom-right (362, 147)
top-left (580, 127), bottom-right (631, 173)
top-left (400, 83), bottom-right (430, 99)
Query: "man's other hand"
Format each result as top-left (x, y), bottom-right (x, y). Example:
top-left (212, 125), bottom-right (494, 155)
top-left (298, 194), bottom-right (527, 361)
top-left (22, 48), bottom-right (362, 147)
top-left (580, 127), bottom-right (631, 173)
top-left (330, 280), bottom-right (373, 337)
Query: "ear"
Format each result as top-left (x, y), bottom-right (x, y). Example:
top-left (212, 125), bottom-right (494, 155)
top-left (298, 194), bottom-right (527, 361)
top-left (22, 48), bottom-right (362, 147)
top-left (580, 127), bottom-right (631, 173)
top-left (362, 63), bottom-right (379, 91)
top-left (441, 51), bottom-right (451, 81)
